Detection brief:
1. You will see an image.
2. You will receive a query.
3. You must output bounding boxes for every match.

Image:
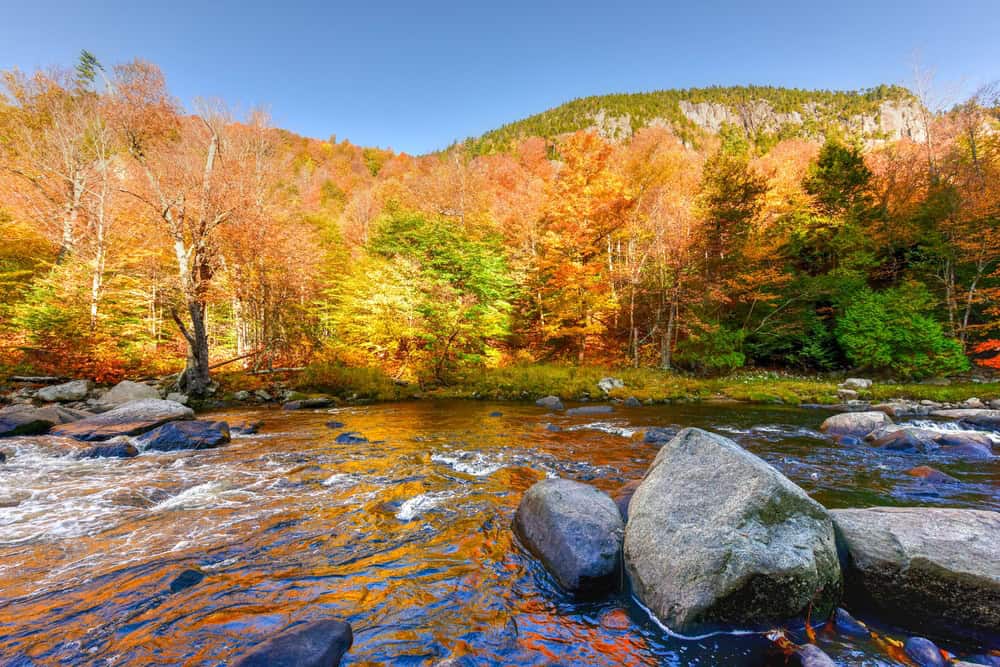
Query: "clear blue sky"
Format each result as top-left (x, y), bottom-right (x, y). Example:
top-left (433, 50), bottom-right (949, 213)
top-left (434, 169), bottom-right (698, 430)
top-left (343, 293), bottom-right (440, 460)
top-left (1, 0), bottom-right (997, 154)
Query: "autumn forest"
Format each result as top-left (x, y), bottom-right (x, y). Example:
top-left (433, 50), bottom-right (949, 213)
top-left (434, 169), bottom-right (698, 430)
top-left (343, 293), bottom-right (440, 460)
top-left (2, 54), bottom-right (999, 396)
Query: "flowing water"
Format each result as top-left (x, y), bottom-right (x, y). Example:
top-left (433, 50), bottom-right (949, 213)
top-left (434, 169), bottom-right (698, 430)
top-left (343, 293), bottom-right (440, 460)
top-left (0, 400), bottom-right (998, 666)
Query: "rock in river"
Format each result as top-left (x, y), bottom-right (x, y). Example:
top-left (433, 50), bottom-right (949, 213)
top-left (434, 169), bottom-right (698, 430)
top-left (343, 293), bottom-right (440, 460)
top-left (50, 399), bottom-right (194, 441)
top-left (36, 379), bottom-right (91, 402)
top-left (535, 395), bottom-right (564, 411)
top-left (76, 441), bottom-right (139, 459)
top-left (820, 411), bottom-right (892, 438)
top-left (233, 619), bottom-right (353, 667)
top-left (566, 405), bottom-right (614, 416)
top-left (137, 420), bottom-right (231, 452)
top-left (831, 507), bottom-right (1000, 639)
top-left (513, 478), bottom-right (624, 595)
top-left (283, 397), bottom-right (335, 410)
top-left (0, 404), bottom-right (91, 437)
top-left (624, 428), bottom-right (841, 632)
top-left (903, 636), bottom-right (947, 667)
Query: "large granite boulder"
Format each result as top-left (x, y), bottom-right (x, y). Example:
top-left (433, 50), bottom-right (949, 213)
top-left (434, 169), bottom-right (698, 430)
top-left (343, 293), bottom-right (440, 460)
top-left (50, 399), bottom-right (193, 441)
top-left (831, 507), bottom-right (1000, 639)
top-left (233, 619), bottom-right (353, 667)
top-left (820, 411), bottom-right (892, 438)
top-left (137, 420), bottom-right (230, 452)
top-left (36, 379), bottom-right (90, 402)
top-left (624, 428), bottom-right (841, 632)
top-left (97, 380), bottom-right (160, 406)
top-left (513, 478), bottom-right (624, 595)
top-left (0, 404), bottom-right (91, 437)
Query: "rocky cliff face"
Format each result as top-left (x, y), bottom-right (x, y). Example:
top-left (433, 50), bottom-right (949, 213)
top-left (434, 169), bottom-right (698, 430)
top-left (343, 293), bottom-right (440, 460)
top-left (588, 99), bottom-right (926, 145)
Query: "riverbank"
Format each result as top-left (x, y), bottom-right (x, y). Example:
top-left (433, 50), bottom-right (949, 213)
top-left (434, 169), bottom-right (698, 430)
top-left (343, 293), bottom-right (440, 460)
top-left (274, 363), bottom-right (1000, 408)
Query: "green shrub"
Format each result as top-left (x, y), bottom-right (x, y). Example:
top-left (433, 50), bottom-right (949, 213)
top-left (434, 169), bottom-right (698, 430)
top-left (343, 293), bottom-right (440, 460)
top-left (675, 326), bottom-right (746, 374)
top-left (835, 285), bottom-right (969, 379)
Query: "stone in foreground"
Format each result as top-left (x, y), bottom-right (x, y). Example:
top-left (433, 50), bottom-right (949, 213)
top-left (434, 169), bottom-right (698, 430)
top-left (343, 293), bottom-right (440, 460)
top-left (831, 507), bottom-right (1000, 639)
top-left (233, 619), bottom-right (353, 667)
top-left (137, 420), bottom-right (231, 452)
top-left (820, 411), bottom-right (892, 438)
top-left (513, 478), bottom-right (624, 595)
top-left (624, 428), bottom-right (841, 632)
top-left (50, 399), bottom-right (194, 441)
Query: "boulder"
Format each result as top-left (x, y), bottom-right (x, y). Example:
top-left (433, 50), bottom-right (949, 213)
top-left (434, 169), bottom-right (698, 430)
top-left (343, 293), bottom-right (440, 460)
top-left (831, 507), bottom-right (1000, 639)
top-left (535, 395), bottom-right (564, 411)
top-left (137, 420), bottom-right (230, 452)
top-left (624, 428), bottom-right (841, 632)
top-left (0, 404), bottom-right (91, 437)
top-left (283, 397), bottom-right (334, 410)
top-left (566, 405), bottom-right (614, 416)
top-left (643, 427), bottom-right (677, 445)
top-left (623, 396), bottom-right (642, 408)
top-left (513, 478), bottom-right (624, 595)
top-left (929, 409), bottom-right (1000, 432)
top-left (98, 380), bottom-right (160, 406)
top-left (233, 619), bottom-right (353, 667)
top-left (870, 428), bottom-right (937, 453)
top-left (0, 450), bottom-right (6, 464)
top-left (833, 607), bottom-right (869, 637)
top-left (820, 411), bottom-right (892, 438)
top-left (841, 378), bottom-right (873, 390)
top-left (597, 377), bottom-right (625, 394)
top-left (77, 441), bottom-right (139, 459)
top-left (334, 432), bottom-right (367, 444)
top-left (36, 379), bottom-right (90, 402)
top-left (837, 388), bottom-right (859, 401)
top-left (50, 399), bottom-right (193, 441)
top-left (873, 402), bottom-right (930, 419)
top-left (904, 637), bottom-right (947, 667)
top-left (231, 420), bottom-right (262, 435)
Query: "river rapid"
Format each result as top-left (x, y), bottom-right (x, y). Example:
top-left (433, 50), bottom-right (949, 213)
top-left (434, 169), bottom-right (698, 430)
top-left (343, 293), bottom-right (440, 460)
top-left (0, 400), bottom-right (997, 666)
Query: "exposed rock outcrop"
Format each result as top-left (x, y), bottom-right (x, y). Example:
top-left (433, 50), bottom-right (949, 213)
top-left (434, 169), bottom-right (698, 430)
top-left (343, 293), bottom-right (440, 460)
top-left (50, 399), bottom-right (193, 441)
top-left (137, 420), bottom-right (231, 452)
top-left (233, 620), bottom-right (353, 667)
top-left (37, 379), bottom-right (91, 402)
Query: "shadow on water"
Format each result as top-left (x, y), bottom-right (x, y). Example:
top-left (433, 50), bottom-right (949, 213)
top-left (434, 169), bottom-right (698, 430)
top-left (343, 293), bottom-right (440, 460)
top-left (0, 400), bottom-right (996, 664)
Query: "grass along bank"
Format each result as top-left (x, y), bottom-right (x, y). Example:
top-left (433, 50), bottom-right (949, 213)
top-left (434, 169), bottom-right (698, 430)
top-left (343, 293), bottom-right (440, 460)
top-left (277, 362), bottom-right (1000, 406)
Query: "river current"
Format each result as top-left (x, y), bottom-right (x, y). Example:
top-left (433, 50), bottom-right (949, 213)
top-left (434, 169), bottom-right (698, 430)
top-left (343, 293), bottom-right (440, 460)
top-left (1, 400), bottom-right (997, 665)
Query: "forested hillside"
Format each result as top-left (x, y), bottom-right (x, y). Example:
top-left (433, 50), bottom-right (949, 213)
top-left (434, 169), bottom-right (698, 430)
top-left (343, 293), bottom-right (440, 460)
top-left (1, 54), bottom-right (998, 394)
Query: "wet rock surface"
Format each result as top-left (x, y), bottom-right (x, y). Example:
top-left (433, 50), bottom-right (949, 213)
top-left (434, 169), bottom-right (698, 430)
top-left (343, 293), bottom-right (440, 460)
top-left (513, 478), bottom-right (624, 595)
top-left (232, 619), bottom-right (353, 667)
top-left (137, 420), bottom-right (231, 452)
top-left (820, 411), bottom-right (893, 438)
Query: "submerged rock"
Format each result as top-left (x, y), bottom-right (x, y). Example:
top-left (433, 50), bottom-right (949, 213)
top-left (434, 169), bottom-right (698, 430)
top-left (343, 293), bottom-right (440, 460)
top-left (77, 441), bottom-right (139, 459)
top-left (138, 420), bottom-right (231, 452)
top-left (37, 379), bottom-right (91, 403)
top-left (797, 644), bottom-right (837, 667)
top-left (334, 432), bottom-right (367, 444)
top-left (643, 427), bottom-right (677, 445)
top-left (906, 466), bottom-right (958, 484)
top-left (535, 395), bottom-right (564, 411)
top-left (233, 619), bottom-right (353, 667)
top-left (833, 607), bottom-right (869, 637)
top-left (566, 405), bottom-right (614, 416)
top-left (0, 404), bottom-right (91, 437)
top-left (231, 420), bottom-right (262, 435)
top-left (325, 420), bottom-right (345, 429)
top-left (283, 398), bottom-right (334, 410)
top-left (169, 569), bottom-right (205, 593)
top-left (0, 450), bottom-right (6, 463)
top-left (97, 380), bottom-right (160, 407)
top-left (50, 399), bottom-right (193, 441)
top-left (820, 411), bottom-right (892, 438)
top-left (513, 478), bottom-right (624, 595)
top-left (831, 507), bottom-right (1000, 639)
top-left (624, 428), bottom-right (841, 632)
top-left (904, 637), bottom-right (947, 667)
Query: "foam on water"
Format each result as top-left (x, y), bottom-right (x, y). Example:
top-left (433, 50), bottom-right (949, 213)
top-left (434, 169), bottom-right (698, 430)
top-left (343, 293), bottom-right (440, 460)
top-left (431, 451), bottom-right (505, 476)
top-left (566, 421), bottom-right (637, 437)
top-left (396, 490), bottom-right (456, 521)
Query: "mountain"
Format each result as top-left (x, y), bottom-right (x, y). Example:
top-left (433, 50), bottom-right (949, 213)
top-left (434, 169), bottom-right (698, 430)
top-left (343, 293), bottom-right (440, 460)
top-left (464, 85), bottom-right (925, 154)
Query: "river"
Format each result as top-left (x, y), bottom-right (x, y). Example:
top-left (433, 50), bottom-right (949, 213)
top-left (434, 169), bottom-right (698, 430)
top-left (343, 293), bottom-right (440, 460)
top-left (1, 400), bottom-right (997, 665)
